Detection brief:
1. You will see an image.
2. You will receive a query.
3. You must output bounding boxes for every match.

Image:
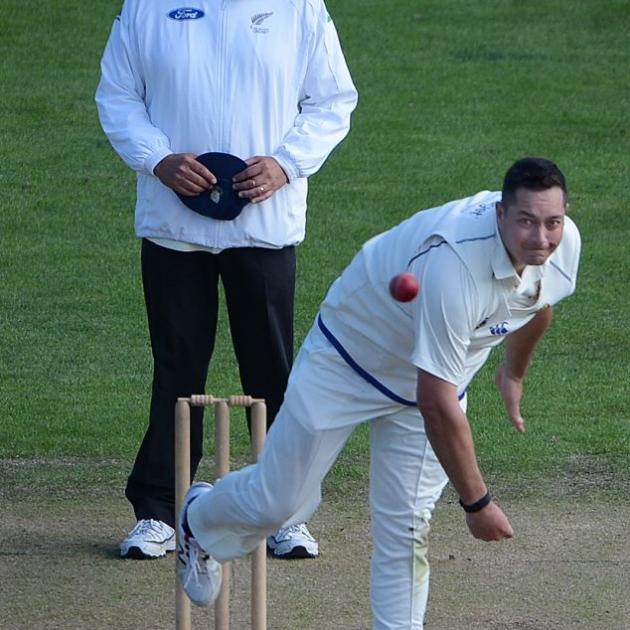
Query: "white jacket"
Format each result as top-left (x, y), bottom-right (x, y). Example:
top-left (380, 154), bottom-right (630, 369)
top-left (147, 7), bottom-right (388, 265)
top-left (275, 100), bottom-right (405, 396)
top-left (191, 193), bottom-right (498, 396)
top-left (95, 0), bottom-right (358, 250)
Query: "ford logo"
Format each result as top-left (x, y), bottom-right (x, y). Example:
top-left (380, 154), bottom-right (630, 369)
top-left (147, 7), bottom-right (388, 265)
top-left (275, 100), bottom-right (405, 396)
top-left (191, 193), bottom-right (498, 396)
top-left (168, 8), bottom-right (205, 21)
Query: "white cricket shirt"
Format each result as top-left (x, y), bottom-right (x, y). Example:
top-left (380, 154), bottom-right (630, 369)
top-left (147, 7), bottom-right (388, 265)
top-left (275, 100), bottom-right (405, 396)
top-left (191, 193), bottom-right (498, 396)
top-left (318, 191), bottom-right (581, 403)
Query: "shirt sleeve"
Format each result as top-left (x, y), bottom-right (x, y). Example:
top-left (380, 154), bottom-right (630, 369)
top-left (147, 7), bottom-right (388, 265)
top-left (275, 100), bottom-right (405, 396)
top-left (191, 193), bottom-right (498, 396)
top-left (272, 0), bottom-right (358, 181)
top-left (94, 5), bottom-right (172, 175)
top-left (410, 242), bottom-right (481, 386)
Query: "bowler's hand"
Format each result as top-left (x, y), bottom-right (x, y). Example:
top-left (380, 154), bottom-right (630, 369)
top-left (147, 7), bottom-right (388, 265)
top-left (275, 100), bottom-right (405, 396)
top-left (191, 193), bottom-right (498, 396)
top-left (466, 501), bottom-right (514, 541)
top-left (495, 362), bottom-right (525, 433)
top-left (154, 153), bottom-right (217, 196)
top-left (232, 156), bottom-right (288, 204)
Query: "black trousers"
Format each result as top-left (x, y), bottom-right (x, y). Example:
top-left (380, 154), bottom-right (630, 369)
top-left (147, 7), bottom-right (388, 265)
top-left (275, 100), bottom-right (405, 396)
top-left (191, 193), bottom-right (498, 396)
top-left (125, 239), bottom-right (296, 526)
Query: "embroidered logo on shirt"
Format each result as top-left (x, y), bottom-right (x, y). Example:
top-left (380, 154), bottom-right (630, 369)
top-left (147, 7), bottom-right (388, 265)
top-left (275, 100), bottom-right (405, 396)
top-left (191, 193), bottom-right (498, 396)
top-left (168, 8), bottom-right (205, 21)
top-left (468, 202), bottom-right (492, 218)
top-left (489, 321), bottom-right (509, 335)
top-left (251, 12), bottom-right (273, 33)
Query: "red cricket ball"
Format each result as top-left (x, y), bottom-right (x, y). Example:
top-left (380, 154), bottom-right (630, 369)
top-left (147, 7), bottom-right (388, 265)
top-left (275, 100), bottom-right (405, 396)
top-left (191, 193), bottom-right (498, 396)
top-left (389, 272), bottom-right (420, 302)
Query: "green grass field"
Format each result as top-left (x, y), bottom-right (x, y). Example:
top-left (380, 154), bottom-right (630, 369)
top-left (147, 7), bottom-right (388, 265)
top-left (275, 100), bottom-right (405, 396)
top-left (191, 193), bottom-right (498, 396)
top-left (1, 0), bottom-right (629, 493)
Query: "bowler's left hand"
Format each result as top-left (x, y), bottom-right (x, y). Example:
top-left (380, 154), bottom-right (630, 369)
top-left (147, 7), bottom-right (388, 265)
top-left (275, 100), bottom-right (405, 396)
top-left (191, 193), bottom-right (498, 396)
top-left (495, 362), bottom-right (525, 433)
top-left (232, 156), bottom-right (288, 204)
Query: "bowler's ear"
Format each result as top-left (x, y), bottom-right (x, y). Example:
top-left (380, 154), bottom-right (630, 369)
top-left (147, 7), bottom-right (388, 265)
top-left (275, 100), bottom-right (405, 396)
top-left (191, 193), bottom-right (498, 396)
top-left (496, 201), bottom-right (506, 220)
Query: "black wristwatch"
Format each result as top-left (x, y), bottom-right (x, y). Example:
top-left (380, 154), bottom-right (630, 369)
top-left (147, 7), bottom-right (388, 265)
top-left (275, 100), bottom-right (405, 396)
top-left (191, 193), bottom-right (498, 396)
top-left (459, 491), bottom-right (492, 513)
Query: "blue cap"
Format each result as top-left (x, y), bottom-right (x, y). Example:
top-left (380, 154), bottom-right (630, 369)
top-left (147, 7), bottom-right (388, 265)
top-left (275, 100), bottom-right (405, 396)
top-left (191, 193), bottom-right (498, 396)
top-left (176, 152), bottom-right (250, 221)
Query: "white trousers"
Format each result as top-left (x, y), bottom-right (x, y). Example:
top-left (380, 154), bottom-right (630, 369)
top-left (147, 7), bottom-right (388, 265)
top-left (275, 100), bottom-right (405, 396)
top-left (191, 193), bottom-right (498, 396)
top-left (188, 325), bottom-right (454, 629)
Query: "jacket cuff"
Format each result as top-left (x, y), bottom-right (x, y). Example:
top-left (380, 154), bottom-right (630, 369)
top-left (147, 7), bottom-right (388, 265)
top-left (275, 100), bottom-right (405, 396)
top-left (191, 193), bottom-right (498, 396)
top-left (272, 149), bottom-right (300, 183)
top-left (144, 146), bottom-right (173, 176)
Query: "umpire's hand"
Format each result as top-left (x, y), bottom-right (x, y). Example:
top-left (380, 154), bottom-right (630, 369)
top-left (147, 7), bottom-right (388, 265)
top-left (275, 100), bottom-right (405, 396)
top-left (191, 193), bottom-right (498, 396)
top-left (232, 156), bottom-right (288, 204)
top-left (154, 153), bottom-right (217, 195)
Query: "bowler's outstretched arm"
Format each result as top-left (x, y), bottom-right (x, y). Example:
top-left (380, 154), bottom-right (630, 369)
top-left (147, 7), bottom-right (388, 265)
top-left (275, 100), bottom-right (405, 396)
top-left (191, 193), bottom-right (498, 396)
top-left (417, 370), bottom-right (514, 542)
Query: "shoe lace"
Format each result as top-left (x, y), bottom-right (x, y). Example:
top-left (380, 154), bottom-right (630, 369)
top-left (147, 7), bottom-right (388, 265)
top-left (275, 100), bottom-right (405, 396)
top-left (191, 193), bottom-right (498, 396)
top-left (183, 539), bottom-right (210, 589)
top-left (132, 519), bottom-right (162, 536)
top-left (280, 523), bottom-right (312, 540)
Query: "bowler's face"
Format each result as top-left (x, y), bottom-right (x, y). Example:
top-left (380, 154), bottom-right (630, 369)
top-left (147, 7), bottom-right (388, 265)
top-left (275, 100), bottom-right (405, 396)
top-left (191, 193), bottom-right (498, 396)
top-left (496, 186), bottom-right (566, 274)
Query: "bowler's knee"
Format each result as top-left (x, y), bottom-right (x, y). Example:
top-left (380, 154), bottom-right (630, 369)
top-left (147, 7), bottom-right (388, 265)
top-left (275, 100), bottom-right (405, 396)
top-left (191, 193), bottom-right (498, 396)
top-left (251, 492), bottom-right (302, 530)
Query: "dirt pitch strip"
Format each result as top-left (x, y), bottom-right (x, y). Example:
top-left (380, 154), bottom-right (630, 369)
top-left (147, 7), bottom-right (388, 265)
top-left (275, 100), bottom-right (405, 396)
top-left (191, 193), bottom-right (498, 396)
top-left (1, 459), bottom-right (628, 629)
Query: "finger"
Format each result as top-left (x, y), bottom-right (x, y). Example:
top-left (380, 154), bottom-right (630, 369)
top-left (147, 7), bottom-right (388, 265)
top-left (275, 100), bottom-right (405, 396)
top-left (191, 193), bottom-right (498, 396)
top-left (493, 526), bottom-right (514, 540)
top-left (232, 174), bottom-right (262, 191)
top-left (180, 171), bottom-right (214, 192)
top-left (505, 398), bottom-right (525, 432)
top-left (167, 159), bottom-right (214, 192)
top-left (250, 185), bottom-right (273, 204)
top-left (189, 160), bottom-right (217, 186)
top-left (233, 177), bottom-right (264, 192)
top-left (238, 184), bottom-right (272, 202)
top-left (511, 415), bottom-right (525, 433)
top-left (176, 164), bottom-right (215, 192)
top-left (232, 165), bottom-right (262, 184)
top-left (507, 408), bottom-right (525, 432)
top-left (174, 180), bottom-right (208, 196)
top-left (244, 156), bottom-right (264, 167)
top-left (486, 523), bottom-right (513, 541)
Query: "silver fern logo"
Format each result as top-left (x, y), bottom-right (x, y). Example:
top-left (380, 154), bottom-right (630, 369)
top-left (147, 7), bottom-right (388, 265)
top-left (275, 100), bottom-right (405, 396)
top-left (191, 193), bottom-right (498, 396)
top-left (250, 12), bottom-right (273, 33)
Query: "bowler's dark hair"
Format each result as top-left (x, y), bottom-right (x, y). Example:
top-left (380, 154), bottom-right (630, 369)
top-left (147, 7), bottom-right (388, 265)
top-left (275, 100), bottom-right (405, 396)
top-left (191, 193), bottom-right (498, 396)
top-left (501, 157), bottom-right (567, 207)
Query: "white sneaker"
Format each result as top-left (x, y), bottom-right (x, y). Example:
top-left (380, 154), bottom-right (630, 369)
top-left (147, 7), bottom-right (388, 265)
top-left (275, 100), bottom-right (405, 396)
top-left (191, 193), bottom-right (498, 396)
top-left (176, 482), bottom-right (222, 607)
top-left (267, 523), bottom-right (319, 559)
top-left (120, 519), bottom-right (176, 559)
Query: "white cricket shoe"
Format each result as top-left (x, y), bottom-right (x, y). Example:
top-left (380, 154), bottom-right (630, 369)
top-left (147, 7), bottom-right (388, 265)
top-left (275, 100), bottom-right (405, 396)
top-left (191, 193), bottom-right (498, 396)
top-left (267, 523), bottom-right (319, 559)
top-left (120, 519), bottom-right (176, 559)
top-left (176, 482), bottom-right (222, 607)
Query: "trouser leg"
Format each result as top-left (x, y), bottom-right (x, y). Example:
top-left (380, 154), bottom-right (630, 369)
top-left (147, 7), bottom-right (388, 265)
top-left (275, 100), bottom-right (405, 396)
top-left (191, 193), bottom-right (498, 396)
top-left (189, 406), bottom-right (355, 562)
top-left (369, 409), bottom-right (449, 630)
top-left (126, 240), bottom-right (219, 527)
top-left (187, 325), bottom-right (386, 561)
top-left (219, 246), bottom-right (295, 430)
